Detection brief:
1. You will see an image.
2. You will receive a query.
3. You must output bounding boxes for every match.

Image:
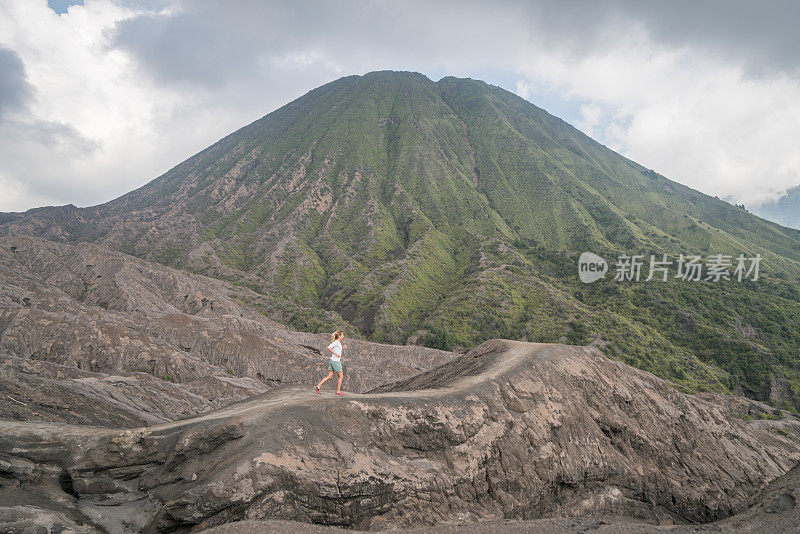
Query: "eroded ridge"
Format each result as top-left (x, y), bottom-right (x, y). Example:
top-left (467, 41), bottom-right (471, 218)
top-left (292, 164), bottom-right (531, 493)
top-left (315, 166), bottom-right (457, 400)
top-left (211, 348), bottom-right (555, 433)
top-left (1, 340), bottom-right (799, 533)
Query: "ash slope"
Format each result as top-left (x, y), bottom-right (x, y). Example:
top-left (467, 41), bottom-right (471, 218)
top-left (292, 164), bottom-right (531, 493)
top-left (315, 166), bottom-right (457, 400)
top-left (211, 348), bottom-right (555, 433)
top-left (0, 236), bottom-right (451, 427)
top-left (1, 340), bottom-right (798, 533)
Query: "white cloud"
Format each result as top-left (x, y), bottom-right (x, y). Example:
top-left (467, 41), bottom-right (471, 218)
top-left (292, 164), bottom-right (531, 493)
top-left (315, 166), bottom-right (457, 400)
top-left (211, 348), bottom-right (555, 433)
top-left (0, 172), bottom-right (58, 211)
top-left (514, 79), bottom-right (534, 100)
top-left (515, 28), bottom-right (800, 206)
top-left (576, 104), bottom-right (603, 139)
top-left (0, 0), bottom-right (260, 210)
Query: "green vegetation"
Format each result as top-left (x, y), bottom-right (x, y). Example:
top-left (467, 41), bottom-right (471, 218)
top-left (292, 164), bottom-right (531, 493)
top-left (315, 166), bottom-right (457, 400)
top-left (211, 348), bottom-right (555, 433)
top-left (424, 325), bottom-right (455, 351)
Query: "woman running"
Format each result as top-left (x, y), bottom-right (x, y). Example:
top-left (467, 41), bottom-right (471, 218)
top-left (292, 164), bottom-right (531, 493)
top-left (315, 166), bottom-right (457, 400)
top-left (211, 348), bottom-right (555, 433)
top-left (315, 330), bottom-right (346, 395)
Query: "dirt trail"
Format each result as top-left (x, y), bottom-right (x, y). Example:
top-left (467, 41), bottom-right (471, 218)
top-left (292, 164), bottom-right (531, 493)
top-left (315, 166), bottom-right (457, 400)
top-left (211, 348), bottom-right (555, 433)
top-left (0, 340), bottom-right (539, 438)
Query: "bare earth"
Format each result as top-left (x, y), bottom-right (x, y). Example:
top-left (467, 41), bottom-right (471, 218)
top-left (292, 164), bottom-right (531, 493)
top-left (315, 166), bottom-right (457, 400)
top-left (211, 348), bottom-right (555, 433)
top-left (0, 236), bottom-right (452, 427)
top-left (1, 339), bottom-right (799, 532)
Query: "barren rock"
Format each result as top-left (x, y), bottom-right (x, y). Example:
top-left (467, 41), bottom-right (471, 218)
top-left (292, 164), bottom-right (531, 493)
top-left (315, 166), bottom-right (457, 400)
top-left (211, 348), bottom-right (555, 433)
top-left (1, 341), bottom-right (798, 532)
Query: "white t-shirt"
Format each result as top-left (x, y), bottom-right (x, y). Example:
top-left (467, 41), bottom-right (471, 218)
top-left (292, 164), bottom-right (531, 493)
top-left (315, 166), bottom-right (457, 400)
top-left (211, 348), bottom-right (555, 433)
top-left (327, 340), bottom-right (343, 362)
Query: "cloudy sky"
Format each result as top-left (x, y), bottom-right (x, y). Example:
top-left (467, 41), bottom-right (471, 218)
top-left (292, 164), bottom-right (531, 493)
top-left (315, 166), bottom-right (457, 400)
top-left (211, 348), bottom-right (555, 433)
top-left (1, 0), bottom-right (799, 212)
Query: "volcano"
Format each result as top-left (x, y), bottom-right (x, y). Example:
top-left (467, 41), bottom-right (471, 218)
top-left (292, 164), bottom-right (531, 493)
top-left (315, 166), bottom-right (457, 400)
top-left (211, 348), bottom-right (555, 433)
top-left (3, 71), bottom-right (800, 406)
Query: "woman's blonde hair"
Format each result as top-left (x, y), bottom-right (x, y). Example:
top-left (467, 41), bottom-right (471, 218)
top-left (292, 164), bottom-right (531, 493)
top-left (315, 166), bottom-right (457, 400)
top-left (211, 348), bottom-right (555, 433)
top-left (331, 330), bottom-right (344, 342)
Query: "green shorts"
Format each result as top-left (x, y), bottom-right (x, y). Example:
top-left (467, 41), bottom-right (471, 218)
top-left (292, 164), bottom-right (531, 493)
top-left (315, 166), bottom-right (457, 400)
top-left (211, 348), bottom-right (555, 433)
top-left (328, 359), bottom-right (343, 373)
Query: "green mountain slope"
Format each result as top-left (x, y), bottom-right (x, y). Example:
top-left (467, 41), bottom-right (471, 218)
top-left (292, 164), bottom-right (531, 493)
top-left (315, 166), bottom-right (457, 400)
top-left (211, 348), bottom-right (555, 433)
top-left (2, 70), bottom-right (800, 408)
top-left (752, 185), bottom-right (800, 230)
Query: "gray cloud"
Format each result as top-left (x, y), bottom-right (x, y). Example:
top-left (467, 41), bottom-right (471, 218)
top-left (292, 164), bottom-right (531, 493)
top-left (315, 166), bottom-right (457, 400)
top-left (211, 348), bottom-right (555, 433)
top-left (612, 0), bottom-right (800, 77)
top-left (0, 118), bottom-right (100, 206)
top-left (502, 1), bottom-right (800, 76)
top-left (17, 119), bottom-right (98, 156)
top-left (110, 0), bottom-right (800, 91)
top-left (0, 47), bottom-right (33, 120)
top-left (0, 43), bottom-right (97, 210)
top-left (108, 1), bottom-right (350, 88)
top-left (107, 1), bottom-right (523, 89)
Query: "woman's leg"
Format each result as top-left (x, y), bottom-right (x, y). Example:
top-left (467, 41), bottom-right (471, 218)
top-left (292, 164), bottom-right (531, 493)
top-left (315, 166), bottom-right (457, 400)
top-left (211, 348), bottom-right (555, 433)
top-left (317, 371), bottom-right (334, 389)
top-left (336, 372), bottom-right (343, 392)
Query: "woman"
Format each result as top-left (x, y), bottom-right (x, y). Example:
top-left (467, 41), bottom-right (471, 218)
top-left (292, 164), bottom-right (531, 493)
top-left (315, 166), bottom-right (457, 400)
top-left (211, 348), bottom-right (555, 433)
top-left (315, 330), bottom-right (346, 395)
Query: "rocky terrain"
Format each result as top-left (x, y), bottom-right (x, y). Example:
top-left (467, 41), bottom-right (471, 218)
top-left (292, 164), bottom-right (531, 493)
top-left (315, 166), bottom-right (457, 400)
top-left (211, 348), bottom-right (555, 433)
top-left (201, 462), bottom-right (800, 532)
top-left (1, 340), bottom-right (799, 532)
top-left (0, 236), bottom-right (451, 427)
